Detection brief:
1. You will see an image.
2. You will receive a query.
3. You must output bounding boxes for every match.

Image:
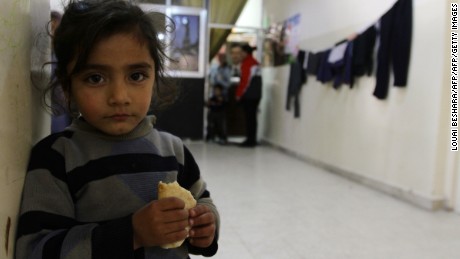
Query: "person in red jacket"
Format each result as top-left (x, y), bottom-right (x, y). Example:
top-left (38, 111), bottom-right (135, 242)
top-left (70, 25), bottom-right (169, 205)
top-left (234, 43), bottom-right (262, 147)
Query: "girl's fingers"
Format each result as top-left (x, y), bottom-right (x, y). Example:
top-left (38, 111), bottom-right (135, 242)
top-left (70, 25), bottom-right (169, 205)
top-left (189, 211), bottom-right (214, 227)
top-left (189, 223), bottom-right (216, 238)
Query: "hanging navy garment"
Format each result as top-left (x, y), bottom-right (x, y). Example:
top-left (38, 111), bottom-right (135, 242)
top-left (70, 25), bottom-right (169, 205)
top-left (374, 0), bottom-right (413, 99)
top-left (306, 51), bottom-right (322, 75)
top-left (329, 41), bottom-right (354, 89)
top-left (316, 49), bottom-right (333, 84)
top-left (341, 41), bottom-right (354, 88)
top-left (316, 41), bottom-right (354, 89)
top-left (286, 50), bottom-right (307, 118)
top-left (352, 25), bottom-right (377, 77)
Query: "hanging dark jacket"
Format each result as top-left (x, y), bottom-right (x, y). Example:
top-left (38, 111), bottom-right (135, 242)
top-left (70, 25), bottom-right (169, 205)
top-left (286, 50), bottom-right (307, 118)
top-left (352, 25), bottom-right (377, 77)
top-left (374, 0), bottom-right (413, 99)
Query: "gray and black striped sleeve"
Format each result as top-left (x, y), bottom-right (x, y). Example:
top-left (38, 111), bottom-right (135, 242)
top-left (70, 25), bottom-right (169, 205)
top-left (15, 134), bottom-right (135, 259)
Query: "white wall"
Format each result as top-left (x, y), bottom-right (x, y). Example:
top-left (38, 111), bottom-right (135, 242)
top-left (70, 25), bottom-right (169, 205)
top-left (260, 0), bottom-right (453, 210)
top-left (235, 0), bottom-right (263, 28)
top-left (50, 0), bottom-right (66, 12)
top-left (0, 1), bottom-right (50, 258)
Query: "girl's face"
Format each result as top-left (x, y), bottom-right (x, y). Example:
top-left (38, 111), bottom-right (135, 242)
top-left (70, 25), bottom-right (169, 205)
top-left (69, 33), bottom-right (155, 136)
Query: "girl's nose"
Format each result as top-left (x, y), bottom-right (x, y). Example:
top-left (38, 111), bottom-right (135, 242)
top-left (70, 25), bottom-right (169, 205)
top-left (108, 80), bottom-right (131, 106)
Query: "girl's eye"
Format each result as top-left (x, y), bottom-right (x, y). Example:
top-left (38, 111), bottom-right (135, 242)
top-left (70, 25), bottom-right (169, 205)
top-left (86, 74), bottom-right (104, 84)
top-left (130, 72), bottom-right (147, 82)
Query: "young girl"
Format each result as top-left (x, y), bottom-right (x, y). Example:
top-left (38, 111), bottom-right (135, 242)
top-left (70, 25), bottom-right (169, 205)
top-left (16, 1), bottom-right (219, 258)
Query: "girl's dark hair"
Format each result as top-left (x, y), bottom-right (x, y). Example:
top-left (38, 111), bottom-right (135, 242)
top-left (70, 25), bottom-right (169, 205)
top-left (48, 0), bottom-right (177, 115)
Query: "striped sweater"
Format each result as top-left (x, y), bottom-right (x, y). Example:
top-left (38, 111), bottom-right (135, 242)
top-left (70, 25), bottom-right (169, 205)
top-left (16, 116), bottom-right (219, 259)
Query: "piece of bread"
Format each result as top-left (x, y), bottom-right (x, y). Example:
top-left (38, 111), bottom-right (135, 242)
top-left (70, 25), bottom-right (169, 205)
top-left (158, 181), bottom-right (197, 249)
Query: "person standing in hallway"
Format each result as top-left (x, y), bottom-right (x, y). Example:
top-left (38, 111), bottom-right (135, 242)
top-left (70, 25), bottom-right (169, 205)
top-left (16, 1), bottom-right (219, 258)
top-left (230, 43), bottom-right (242, 80)
top-left (235, 43), bottom-right (262, 147)
top-left (209, 52), bottom-right (232, 100)
top-left (205, 84), bottom-right (227, 144)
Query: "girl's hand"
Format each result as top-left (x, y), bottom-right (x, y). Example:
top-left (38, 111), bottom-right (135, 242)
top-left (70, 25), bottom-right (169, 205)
top-left (132, 197), bottom-right (190, 249)
top-left (188, 205), bottom-right (216, 248)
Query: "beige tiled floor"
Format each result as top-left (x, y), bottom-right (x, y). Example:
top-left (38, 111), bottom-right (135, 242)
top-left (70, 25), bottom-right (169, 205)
top-left (187, 142), bottom-right (460, 259)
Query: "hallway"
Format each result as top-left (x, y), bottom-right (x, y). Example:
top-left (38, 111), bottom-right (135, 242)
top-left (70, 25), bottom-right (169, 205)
top-left (187, 142), bottom-right (460, 259)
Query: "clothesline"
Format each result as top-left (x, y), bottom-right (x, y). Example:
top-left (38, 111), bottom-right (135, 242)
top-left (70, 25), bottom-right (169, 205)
top-left (286, 0), bottom-right (413, 118)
